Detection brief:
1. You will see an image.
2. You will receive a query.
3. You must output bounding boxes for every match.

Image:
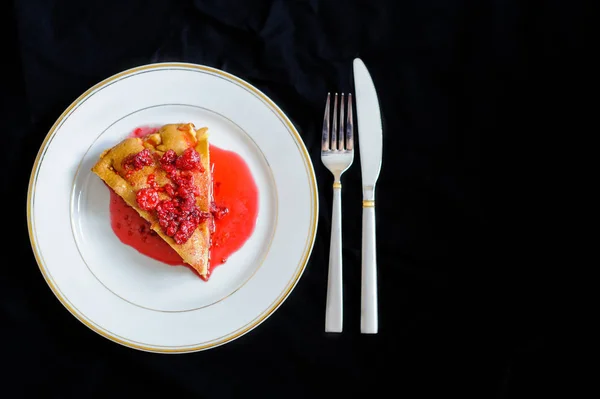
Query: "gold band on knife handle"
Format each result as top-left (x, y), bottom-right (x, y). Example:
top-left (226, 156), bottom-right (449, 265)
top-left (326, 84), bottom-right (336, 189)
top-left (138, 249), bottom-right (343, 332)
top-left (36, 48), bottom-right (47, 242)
top-left (333, 182), bottom-right (342, 189)
top-left (362, 200), bottom-right (375, 208)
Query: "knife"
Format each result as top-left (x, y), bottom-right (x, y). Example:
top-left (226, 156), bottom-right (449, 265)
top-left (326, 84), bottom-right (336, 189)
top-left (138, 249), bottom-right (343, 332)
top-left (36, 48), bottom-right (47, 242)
top-left (353, 58), bottom-right (383, 334)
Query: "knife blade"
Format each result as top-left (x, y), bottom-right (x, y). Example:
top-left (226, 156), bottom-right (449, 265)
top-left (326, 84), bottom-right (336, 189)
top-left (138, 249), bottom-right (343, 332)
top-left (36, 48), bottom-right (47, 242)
top-left (353, 57), bottom-right (383, 334)
top-left (354, 58), bottom-right (383, 195)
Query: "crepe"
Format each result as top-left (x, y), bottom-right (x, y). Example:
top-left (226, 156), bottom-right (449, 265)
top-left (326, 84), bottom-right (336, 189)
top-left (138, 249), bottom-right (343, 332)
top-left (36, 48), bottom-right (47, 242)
top-left (92, 123), bottom-right (212, 276)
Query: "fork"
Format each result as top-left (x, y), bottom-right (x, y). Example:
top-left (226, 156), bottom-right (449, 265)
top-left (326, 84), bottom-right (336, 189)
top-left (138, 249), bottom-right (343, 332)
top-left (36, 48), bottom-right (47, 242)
top-left (321, 92), bottom-right (354, 333)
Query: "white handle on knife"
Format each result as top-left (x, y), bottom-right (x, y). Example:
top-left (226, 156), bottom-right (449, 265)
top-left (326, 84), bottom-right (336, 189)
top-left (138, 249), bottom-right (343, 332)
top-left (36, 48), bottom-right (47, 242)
top-left (325, 183), bottom-right (343, 333)
top-left (361, 198), bottom-right (378, 334)
top-left (353, 57), bottom-right (382, 334)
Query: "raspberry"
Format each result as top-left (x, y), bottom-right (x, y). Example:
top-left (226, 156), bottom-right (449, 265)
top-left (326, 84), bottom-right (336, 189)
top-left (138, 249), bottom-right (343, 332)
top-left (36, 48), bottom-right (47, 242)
top-left (166, 220), bottom-right (178, 237)
top-left (174, 220), bottom-right (196, 244)
top-left (151, 146), bottom-right (208, 243)
top-left (136, 188), bottom-right (159, 210)
top-left (147, 174), bottom-right (157, 189)
top-left (163, 183), bottom-right (176, 197)
top-left (123, 149), bottom-right (153, 172)
top-left (160, 149), bottom-right (177, 166)
top-left (176, 148), bottom-right (203, 171)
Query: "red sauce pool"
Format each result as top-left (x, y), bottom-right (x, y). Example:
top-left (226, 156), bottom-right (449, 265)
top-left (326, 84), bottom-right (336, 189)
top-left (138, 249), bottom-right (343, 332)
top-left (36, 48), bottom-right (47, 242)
top-left (109, 191), bottom-right (183, 266)
top-left (109, 137), bottom-right (259, 281)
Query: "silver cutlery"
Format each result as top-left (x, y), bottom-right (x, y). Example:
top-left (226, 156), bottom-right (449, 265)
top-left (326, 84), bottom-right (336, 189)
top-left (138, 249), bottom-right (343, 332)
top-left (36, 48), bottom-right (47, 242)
top-left (353, 58), bottom-right (383, 334)
top-left (321, 92), bottom-right (354, 333)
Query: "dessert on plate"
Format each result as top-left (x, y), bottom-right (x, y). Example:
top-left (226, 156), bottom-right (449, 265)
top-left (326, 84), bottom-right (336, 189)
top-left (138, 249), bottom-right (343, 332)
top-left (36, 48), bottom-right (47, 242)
top-left (92, 123), bottom-right (212, 277)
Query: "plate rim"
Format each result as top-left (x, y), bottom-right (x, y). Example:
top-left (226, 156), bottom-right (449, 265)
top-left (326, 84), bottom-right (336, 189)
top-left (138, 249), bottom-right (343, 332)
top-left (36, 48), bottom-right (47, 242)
top-left (26, 62), bottom-right (319, 353)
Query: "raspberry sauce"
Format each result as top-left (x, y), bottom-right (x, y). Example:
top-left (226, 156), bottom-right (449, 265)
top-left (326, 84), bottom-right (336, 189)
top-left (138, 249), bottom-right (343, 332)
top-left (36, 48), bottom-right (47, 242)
top-left (109, 191), bottom-right (183, 266)
top-left (130, 126), bottom-right (159, 138)
top-left (108, 133), bottom-right (259, 281)
top-left (208, 144), bottom-right (259, 279)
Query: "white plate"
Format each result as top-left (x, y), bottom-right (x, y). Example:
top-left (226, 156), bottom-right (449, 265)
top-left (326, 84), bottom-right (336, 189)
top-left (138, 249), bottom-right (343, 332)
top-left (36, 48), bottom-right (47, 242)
top-left (27, 62), bottom-right (318, 352)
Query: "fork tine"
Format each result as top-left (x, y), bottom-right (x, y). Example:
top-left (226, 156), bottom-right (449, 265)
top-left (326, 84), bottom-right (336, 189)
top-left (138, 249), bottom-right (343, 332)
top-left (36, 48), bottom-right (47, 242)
top-left (331, 93), bottom-right (338, 150)
top-left (346, 93), bottom-right (354, 151)
top-left (339, 93), bottom-right (345, 150)
top-left (322, 93), bottom-right (330, 151)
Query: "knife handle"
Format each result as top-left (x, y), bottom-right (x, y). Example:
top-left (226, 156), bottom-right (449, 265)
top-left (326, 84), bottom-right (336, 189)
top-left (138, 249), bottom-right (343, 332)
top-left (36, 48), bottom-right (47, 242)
top-left (361, 200), bottom-right (378, 334)
top-left (325, 183), bottom-right (343, 333)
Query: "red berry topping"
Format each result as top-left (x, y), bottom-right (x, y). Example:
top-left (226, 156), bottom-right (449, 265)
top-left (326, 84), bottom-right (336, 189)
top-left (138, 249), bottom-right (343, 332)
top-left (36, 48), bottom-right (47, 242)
top-left (136, 188), bottom-right (159, 210)
top-left (163, 183), bottom-right (176, 197)
top-left (123, 149), bottom-right (153, 173)
top-left (160, 149), bottom-right (177, 167)
top-left (145, 145), bottom-right (210, 243)
top-left (174, 219), bottom-right (196, 244)
top-left (176, 148), bottom-right (203, 171)
top-left (147, 174), bottom-right (157, 189)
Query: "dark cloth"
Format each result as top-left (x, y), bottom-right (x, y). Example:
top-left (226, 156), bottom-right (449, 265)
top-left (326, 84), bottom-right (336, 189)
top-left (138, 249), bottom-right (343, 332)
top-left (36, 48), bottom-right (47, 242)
top-left (2, 0), bottom-right (586, 397)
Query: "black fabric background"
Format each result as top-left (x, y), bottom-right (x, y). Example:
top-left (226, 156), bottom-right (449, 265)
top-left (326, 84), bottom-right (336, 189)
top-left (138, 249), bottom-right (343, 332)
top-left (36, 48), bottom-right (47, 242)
top-left (1, 0), bottom-right (588, 397)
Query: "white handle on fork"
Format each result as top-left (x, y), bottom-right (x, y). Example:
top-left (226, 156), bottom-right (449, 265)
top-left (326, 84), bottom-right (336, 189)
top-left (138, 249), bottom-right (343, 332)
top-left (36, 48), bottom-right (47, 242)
top-left (325, 182), bottom-right (343, 333)
top-left (361, 199), bottom-right (378, 334)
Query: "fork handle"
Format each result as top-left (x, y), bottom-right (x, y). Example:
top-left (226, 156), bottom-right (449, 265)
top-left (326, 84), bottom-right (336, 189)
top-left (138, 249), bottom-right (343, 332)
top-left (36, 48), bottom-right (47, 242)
top-left (361, 200), bottom-right (378, 334)
top-left (325, 182), bottom-right (343, 333)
